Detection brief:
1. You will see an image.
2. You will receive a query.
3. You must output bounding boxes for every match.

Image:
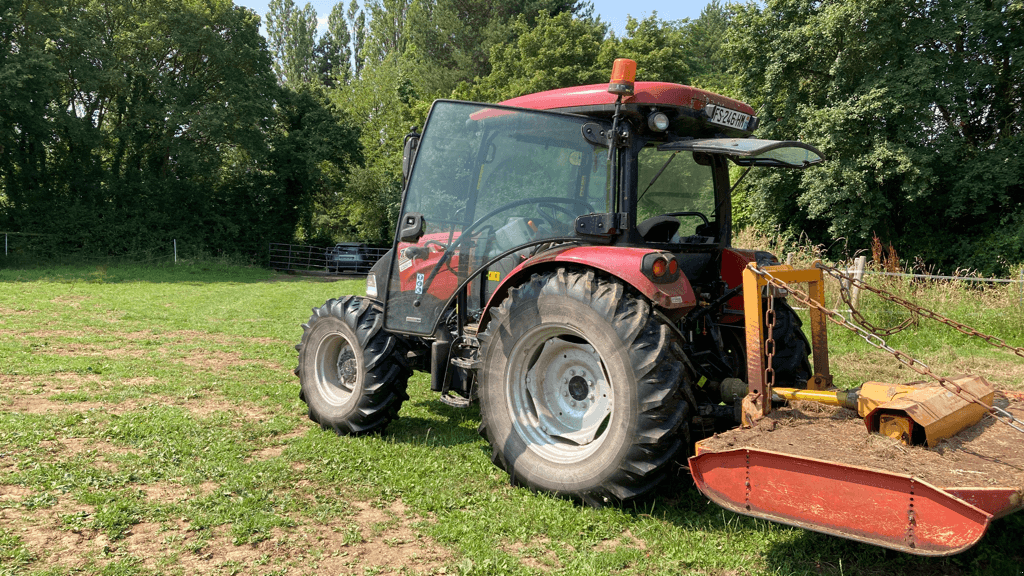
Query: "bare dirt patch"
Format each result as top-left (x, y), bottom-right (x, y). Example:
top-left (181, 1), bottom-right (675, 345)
top-left (503, 537), bottom-right (563, 572)
top-left (0, 485), bottom-right (35, 502)
top-left (700, 394), bottom-right (1024, 488)
top-left (5, 395), bottom-right (112, 415)
top-left (0, 305), bottom-right (36, 316)
top-left (136, 481), bottom-right (218, 503)
top-left (50, 295), bottom-right (90, 308)
top-left (41, 342), bottom-right (149, 360)
top-left (5, 497), bottom-right (452, 576)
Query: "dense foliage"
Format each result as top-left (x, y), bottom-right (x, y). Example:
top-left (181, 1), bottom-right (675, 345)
top-left (2, 0), bottom-right (1019, 273)
top-left (728, 0), bottom-right (1023, 274)
top-left (0, 0), bottom-right (359, 259)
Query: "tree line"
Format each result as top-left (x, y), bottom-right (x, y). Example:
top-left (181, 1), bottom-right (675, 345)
top-left (1, 0), bottom-right (1020, 274)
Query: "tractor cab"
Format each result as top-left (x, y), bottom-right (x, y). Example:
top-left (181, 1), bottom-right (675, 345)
top-left (374, 62), bottom-right (824, 360)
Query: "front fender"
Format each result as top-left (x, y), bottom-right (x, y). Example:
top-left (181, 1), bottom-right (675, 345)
top-left (479, 246), bottom-right (697, 332)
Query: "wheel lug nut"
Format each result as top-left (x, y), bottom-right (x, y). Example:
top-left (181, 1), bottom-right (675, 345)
top-left (569, 369), bottom-right (576, 376)
top-left (563, 391), bottom-right (569, 397)
top-left (561, 378), bottom-right (568, 385)
top-left (587, 380), bottom-right (594, 387)
top-left (570, 401), bottom-right (576, 407)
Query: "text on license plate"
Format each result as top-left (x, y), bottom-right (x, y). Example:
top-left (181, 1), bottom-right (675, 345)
top-left (705, 104), bottom-right (750, 131)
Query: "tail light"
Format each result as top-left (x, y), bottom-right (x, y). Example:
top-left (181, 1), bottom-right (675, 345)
top-left (641, 252), bottom-right (680, 284)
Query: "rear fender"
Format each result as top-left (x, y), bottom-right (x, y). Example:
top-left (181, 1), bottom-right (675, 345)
top-left (479, 246), bottom-right (697, 333)
top-left (720, 248), bottom-right (779, 323)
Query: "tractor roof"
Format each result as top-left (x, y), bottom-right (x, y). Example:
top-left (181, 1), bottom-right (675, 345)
top-left (500, 81), bottom-right (756, 119)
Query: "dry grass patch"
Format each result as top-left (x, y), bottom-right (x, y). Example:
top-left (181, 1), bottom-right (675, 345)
top-left (136, 481), bottom-right (218, 504)
top-left (50, 295), bottom-right (91, 308)
top-left (0, 306), bottom-right (36, 317)
top-left (503, 537), bottom-right (563, 572)
top-left (831, 347), bottom-right (1024, 390)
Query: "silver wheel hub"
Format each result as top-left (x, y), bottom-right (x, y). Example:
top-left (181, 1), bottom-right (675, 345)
top-left (507, 327), bottom-right (613, 463)
top-left (315, 333), bottom-right (358, 406)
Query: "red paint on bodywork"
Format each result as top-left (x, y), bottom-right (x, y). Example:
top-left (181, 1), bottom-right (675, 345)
top-left (500, 82), bottom-right (756, 117)
top-left (689, 448), bottom-right (1004, 556)
top-left (720, 248), bottom-right (760, 322)
top-left (480, 245), bottom-right (697, 330)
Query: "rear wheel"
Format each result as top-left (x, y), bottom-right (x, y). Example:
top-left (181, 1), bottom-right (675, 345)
top-left (477, 269), bottom-right (691, 505)
top-left (296, 296), bottom-right (410, 434)
top-left (723, 299), bottom-right (811, 387)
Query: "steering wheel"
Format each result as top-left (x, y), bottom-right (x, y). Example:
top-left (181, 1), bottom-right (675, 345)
top-left (537, 199), bottom-right (595, 231)
top-left (412, 196), bottom-right (593, 307)
top-left (664, 211), bottom-right (711, 229)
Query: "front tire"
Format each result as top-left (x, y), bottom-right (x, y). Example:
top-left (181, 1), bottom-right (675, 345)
top-left (295, 296), bottom-right (410, 435)
top-left (477, 269), bottom-right (691, 505)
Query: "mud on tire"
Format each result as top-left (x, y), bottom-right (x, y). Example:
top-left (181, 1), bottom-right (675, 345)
top-left (295, 296), bottom-right (411, 435)
top-left (477, 268), bottom-right (692, 505)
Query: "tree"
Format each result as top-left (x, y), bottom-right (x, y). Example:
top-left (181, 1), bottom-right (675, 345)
top-left (329, 56), bottom-right (421, 244)
top-left (347, 0), bottom-right (366, 77)
top-left (313, 2), bottom-right (353, 87)
top-left (727, 0), bottom-right (1024, 274)
top-left (0, 0), bottom-right (362, 258)
top-left (462, 11), bottom-right (608, 102)
top-left (679, 0), bottom-right (732, 93)
top-left (266, 0), bottom-right (319, 87)
top-left (599, 14), bottom-right (689, 84)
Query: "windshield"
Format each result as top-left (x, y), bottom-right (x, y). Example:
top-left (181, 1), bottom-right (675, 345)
top-left (636, 147), bottom-right (716, 243)
top-left (658, 138), bottom-right (825, 169)
top-left (385, 101), bottom-right (613, 335)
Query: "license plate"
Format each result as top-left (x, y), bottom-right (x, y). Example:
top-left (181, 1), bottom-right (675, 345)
top-left (705, 104), bottom-right (751, 131)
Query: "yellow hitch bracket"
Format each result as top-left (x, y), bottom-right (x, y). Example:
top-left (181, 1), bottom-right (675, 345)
top-left (742, 263), bottom-right (831, 425)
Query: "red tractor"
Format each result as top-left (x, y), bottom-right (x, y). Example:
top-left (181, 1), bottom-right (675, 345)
top-left (297, 59), bottom-right (821, 500)
top-left (295, 60), bottom-right (1023, 554)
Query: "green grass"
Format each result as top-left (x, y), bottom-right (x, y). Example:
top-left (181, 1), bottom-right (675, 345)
top-left (1, 262), bottom-right (1022, 575)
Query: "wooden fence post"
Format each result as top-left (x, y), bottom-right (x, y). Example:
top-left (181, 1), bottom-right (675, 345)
top-left (851, 255), bottom-right (867, 309)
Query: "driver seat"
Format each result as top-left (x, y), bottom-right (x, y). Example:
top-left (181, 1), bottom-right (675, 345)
top-left (637, 215), bottom-right (680, 243)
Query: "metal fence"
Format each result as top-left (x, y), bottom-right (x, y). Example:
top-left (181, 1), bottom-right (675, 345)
top-left (268, 243), bottom-right (388, 275)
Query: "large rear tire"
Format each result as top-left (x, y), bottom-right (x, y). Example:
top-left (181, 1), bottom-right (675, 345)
top-left (722, 299), bottom-right (811, 388)
top-left (295, 296), bottom-right (410, 435)
top-left (477, 269), bottom-right (691, 505)
top-left (767, 300), bottom-right (812, 387)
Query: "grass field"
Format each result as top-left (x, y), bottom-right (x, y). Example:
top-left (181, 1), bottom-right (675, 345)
top-left (1, 262), bottom-right (1022, 576)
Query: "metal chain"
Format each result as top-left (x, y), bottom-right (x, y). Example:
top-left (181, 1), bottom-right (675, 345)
top-left (836, 277), bottom-right (914, 336)
top-left (818, 262), bottom-right (1024, 359)
top-left (764, 288), bottom-right (777, 391)
top-left (751, 266), bottom-right (1024, 435)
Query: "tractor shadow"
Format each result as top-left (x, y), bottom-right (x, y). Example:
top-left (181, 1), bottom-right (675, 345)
top-left (388, 398), bottom-right (483, 447)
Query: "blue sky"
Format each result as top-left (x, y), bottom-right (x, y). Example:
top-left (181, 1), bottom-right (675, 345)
top-left (231, 1), bottom-right (710, 38)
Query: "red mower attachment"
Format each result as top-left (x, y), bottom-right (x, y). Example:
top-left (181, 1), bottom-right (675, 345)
top-left (690, 441), bottom-right (1024, 556)
top-left (689, 263), bottom-right (1024, 556)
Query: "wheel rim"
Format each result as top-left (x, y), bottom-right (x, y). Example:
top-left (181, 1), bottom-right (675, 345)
top-left (314, 332), bottom-right (359, 407)
top-left (505, 324), bottom-right (614, 464)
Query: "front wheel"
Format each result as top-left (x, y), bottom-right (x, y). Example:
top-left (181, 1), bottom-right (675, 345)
top-left (295, 296), bottom-right (410, 435)
top-left (477, 269), bottom-right (691, 505)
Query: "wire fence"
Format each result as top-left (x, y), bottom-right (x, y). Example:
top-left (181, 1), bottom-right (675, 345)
top-left (1, 232), bottom-right (185, 266)
top-left (268, 243), bottom-right (388, 275)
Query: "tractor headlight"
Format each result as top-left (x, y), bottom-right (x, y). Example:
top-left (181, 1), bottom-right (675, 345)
top-left (366, 273), bottom-right (378, 298)
top-left (647, 112), bottom-right (670, 132)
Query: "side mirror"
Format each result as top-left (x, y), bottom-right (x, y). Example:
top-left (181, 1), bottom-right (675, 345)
top-left (402, 127), bottom-right (420, 182)
top-left (399, 213), bottom-right (425, 243)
